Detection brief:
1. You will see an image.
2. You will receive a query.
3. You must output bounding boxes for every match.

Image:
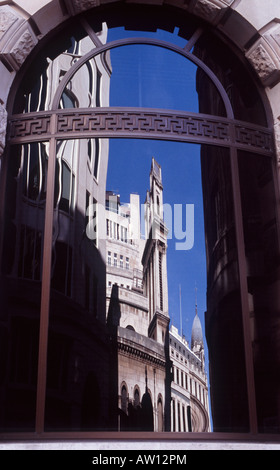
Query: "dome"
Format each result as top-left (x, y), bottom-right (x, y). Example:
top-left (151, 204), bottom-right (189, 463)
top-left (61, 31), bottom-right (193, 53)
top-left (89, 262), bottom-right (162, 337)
top-left (191, 314), bottom-right (203, 350)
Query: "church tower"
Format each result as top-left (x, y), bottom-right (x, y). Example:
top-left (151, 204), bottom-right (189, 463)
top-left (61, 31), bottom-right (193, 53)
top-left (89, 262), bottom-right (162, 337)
top-left (142, 158), bottom-right (169, 345)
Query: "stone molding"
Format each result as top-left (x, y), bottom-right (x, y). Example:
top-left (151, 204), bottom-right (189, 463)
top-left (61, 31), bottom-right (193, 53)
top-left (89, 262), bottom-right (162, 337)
top-left (0, 5), bottom-right (21, 40)
top-left (190, 0), bottom-right (235, 24)
top-left (245, 21), bottom-right (280, 87)
top-left (64, 0), bottom-right (101, 16)
top-left (63, 0), bottom-right (234, 23)
top-left (118, 337), bottom-right (166, 369)
top-left (274, 117), bottom-right (280, 165)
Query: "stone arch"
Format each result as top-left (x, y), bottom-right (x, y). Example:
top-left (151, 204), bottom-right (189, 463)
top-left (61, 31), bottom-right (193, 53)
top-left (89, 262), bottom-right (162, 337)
top-left (133, 385), bottom-right (141, 407)
top-left (0, 1), bottom-right (280, 90)
top-left (120, 381), bottom-right (129, 414)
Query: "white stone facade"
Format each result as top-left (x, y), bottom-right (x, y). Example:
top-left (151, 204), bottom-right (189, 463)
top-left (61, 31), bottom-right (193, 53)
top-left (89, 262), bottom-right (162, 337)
top-left (170, 325), bottom-right (210, 432)
top-left (1, 0), bottom-right (280, 449)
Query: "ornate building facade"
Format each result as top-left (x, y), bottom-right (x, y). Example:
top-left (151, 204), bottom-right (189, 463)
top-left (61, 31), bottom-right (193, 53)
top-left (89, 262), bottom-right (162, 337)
top-left (170, 318), bottom-right (210, 433)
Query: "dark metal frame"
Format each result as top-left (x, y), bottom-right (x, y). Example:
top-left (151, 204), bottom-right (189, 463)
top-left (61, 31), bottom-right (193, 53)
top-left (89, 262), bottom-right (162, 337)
top-left (2, 33), bottom-right (279, 442)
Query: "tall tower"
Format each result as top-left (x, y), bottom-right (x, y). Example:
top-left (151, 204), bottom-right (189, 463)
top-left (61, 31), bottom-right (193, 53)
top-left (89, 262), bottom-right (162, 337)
top-left (142, 158), bottom-right (169, 345)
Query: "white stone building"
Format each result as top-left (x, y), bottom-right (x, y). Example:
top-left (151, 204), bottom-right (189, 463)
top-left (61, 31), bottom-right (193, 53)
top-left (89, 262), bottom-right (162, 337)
top-left (105, 158), bottom-right (210, 432)
top-left (105, 158), bottom-right (172, 432)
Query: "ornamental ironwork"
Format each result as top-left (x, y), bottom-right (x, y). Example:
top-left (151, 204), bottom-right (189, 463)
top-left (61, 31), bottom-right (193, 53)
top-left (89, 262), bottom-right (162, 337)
top-left (8, 108), bottom-right (273, 155)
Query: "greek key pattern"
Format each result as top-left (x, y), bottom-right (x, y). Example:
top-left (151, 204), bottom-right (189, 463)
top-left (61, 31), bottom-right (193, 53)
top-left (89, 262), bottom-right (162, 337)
top-left (8, 109), bottom-right (273, 155)
top-left (235, 124), bottom-right (273, 152)
top-left (56, 110), bottom-right (231, 142)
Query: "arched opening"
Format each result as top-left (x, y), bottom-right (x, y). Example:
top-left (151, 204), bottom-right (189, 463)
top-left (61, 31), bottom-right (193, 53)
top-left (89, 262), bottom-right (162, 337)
top-left (0, 3), bottom-right (279, 439)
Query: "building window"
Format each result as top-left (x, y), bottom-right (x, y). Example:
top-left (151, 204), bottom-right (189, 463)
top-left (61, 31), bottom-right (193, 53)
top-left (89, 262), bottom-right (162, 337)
top-left (86, 194), bottom-right (97, 245)
top-left (87, 138), bottom-right (100, 180)
top-left (114, 253), bottom-right (117, 267)
top-left (106, 219), bottom-right (110, 237)
top-left (120, 255), bottom-right (123, 268)
top-left (22, 142), bottom-right (48, 202)
top-left (108, 251), bottom-right (111, 265)
top-left (134, 388), bottom-right (140, 407)
top-left (18, 225), bottom-right (42, 281)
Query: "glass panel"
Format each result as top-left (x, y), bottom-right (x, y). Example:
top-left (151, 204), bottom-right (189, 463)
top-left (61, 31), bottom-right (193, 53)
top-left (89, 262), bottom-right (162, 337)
top-left (45, 137), bottom-right (109, 430)
top-left (0, 143), bottom-right (48, 432)
top-left (238, 151), bottom-right (280, 433)
top-left (12, 24), bottom-right (108, 114)
top-left (58, 43), bottom-right (198, 112)
top-left (109, 45), bottom-right (198, 111)
top-left (42, 136), bottom-right (214, 432)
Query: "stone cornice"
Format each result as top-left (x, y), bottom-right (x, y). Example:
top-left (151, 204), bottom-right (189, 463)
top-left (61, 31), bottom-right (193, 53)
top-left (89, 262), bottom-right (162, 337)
top-left (117, 333), bottom-right (166, 369)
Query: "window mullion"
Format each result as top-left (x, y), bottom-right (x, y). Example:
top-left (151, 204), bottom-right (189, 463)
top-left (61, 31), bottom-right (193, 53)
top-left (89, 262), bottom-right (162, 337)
top-left (35, 113), bottom-right (57, 434)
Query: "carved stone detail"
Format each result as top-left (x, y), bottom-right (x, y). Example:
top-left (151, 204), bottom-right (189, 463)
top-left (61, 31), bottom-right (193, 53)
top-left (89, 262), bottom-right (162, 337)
top-left (263, 23), bottom-right (280, 50)
top-left (65, 0), bottom-right (100, 15)
top-left (1, 25), bottom-right (38, 71)
top-left (10, 30), bottom-right (37, 67)
top-left (193, 0), bottom-right (221, 22)
top-left (274, 118), bottom-right (280, 164)
top-left (190, 0), bottom-right (234, 24)
top-left (0, 103), bottom-right (7, 157)
top-left (246, 39), bottom-right (280, 86)
top-left (0, 6), bottom-right (18, 40)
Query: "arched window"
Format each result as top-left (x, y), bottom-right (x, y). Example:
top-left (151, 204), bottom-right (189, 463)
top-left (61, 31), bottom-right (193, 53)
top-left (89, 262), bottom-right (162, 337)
top-left (134, 387), bottom-right (140, 408)
top-left (0, 2), bottom-right (279, 441)
top-left (121, 385), bottom-right (128, 414)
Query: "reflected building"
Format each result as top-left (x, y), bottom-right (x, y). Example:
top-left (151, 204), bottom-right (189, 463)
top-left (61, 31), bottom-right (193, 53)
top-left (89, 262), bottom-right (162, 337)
top-left (0, 25), bottom-right (116, 431)
top-left (105, 158), bottom-right (172, 432)
top-left (195, 36), bottom-right (280, 433)
top-left (105, 158), bottom-right (210, 432)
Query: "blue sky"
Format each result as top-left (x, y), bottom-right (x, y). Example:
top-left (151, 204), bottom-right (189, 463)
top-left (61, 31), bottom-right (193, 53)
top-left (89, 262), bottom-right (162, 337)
top-left (106, 27), bottom-right (207, 351)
